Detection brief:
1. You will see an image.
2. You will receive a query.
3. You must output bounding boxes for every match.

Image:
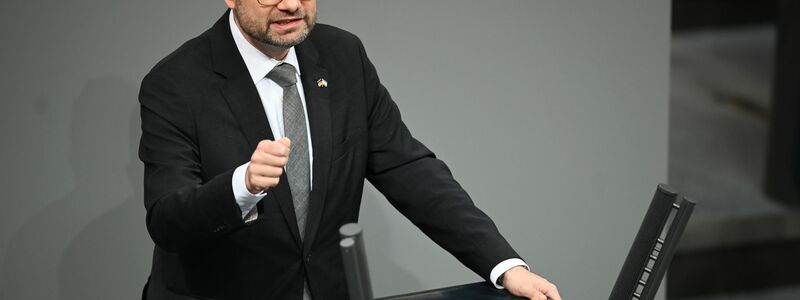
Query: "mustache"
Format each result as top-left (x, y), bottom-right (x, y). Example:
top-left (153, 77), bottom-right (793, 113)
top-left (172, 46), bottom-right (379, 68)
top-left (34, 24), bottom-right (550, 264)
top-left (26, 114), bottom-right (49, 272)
top-left (269, 12), bottom-right (306, 22)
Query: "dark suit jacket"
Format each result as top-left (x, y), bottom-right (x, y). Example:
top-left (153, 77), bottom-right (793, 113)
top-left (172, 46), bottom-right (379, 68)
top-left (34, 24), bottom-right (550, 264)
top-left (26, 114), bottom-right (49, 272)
top-left (139, 11), bottom-right (518, 300)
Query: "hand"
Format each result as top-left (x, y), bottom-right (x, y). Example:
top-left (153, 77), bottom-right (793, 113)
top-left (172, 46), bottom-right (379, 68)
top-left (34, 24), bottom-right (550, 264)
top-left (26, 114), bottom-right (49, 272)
top-left (502, 266), bottom-right (561, 300)
top-left (245, 137), bottom-right (291, 194)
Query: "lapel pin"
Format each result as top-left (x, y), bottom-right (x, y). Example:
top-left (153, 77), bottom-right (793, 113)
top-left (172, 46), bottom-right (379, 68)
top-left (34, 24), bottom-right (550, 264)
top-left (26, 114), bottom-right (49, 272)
top-left (317, 78), bottom-right (328, 88)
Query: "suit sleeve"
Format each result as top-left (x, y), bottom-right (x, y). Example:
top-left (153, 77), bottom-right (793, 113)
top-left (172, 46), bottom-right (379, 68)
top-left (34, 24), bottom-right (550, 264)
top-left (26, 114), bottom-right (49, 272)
top-left (356, 41), bottom-right (521, 280)
top-left (138, 70), bottom-right (245, 252)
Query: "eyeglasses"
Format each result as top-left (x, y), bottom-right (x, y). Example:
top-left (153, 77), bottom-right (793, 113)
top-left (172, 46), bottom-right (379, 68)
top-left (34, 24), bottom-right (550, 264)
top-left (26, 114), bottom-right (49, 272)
top-left (256, 0), bottom-right (279, 6)
top-left (256, 0), bottom-right (312, 6)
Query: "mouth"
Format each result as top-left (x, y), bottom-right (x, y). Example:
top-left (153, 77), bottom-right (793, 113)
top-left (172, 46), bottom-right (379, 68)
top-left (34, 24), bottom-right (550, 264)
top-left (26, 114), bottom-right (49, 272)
top-left (270, 18), bottom-right (304, 30)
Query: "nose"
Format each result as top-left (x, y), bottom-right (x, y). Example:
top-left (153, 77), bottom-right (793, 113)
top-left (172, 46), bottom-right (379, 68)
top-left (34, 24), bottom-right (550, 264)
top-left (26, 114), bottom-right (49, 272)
top-left (276, 0), bottom-right (301, 12)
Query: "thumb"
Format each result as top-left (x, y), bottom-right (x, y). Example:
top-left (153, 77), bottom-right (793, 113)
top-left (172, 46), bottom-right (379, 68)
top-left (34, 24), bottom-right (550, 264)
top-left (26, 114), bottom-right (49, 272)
top-left (278, 137), bottom-right (292, 148)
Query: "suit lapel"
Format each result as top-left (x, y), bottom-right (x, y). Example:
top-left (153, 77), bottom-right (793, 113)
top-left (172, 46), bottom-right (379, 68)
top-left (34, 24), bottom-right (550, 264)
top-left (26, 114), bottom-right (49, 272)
top-left (210, 10), bottom-right (302, 247)
top-left (296, 39), bottom-right (332, 253)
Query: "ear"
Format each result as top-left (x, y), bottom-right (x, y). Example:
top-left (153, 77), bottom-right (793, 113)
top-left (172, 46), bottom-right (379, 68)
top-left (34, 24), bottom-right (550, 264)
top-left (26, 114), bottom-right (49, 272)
top-left (224, 0), bottom-right (236, 9)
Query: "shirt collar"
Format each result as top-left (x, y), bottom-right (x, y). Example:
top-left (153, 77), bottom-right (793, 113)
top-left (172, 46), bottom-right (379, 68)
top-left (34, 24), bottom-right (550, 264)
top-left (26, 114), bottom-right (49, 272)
top-left (229, 11), bottom-right (301, 84)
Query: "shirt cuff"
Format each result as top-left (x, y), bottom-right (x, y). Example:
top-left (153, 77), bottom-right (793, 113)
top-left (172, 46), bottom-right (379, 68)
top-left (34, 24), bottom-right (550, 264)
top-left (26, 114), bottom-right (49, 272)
top-left (489, 258), bottom-right (529, 289)
top-left (232, 162), bottom-right (266, 219)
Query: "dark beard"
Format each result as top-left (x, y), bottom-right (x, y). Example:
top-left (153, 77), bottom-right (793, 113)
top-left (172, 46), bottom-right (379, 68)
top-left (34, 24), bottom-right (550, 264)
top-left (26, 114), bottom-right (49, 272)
top-left (233, 7), bottom-right (317, 48)
top-left (259, 19), bottom-right (315, 48)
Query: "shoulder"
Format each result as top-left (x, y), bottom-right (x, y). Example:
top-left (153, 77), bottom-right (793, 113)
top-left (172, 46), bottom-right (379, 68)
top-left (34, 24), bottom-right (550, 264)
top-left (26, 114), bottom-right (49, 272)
top-left (138, 27), bottom-right (221, 123)
top-left (308, 23), bottom-right (362, 45)
top-left (139, 26), bottom-right (221, 105)
top-left (305, 23), bottom-right (367, 56)
top-left (300, 23), bottom-right (373, 76)
top-left (145, 31), bottom-right (215, 83)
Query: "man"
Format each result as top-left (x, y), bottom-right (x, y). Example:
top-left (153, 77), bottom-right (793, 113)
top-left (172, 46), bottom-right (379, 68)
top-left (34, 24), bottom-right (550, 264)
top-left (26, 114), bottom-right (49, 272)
top-left (139, 0), bottom-right (562, 299)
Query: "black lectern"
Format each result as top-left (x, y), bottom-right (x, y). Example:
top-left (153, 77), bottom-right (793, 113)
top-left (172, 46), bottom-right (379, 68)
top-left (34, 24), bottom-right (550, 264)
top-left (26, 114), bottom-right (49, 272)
top-left (337, 223), bottom-right (519, 300)
top-left (339, 184), bottom-right (695, 300)
top-left (379, 282), bottom-right (522, 299)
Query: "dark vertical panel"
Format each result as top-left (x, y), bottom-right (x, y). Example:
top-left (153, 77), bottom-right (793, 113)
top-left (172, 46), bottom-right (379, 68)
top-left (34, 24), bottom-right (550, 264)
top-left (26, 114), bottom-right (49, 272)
top-left (672, 0), bottom-right (778, 31)
top-left (765, 0), bottom-right (800, 207)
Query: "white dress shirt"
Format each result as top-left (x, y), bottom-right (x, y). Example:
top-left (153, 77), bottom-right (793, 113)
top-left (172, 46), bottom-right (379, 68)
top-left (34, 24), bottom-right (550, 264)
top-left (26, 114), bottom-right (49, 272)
top-left (229, 12), bottom-right (313, 223)
top-left (227, 12), bottom-right (526, 289)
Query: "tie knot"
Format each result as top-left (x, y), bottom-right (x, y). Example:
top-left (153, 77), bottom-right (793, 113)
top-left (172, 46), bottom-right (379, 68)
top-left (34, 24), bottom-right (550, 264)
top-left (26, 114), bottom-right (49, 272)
top-left (267, 63), bottom-right (298, 87)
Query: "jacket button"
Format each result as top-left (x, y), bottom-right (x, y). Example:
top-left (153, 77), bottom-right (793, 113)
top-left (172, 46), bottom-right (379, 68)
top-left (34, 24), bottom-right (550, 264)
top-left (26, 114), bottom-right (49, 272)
top-left (305, 253), bottom-right (313, 262)
top-left (213, 225), bottom-right (225, 233)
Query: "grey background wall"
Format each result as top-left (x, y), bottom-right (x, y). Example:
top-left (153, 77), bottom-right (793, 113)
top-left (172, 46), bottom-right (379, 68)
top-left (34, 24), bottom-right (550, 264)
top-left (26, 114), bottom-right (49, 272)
top-left (0, 1), bottom-right (669, 299)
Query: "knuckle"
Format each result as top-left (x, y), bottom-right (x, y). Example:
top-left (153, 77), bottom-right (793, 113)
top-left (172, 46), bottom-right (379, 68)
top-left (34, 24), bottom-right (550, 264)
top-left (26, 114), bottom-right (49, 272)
top-left (517, 285), bottom-right (532, 296)
top-left (253, 152), bottom-right (267, 163)
top-left (270, 146), bottom-right (284, 156)
top-left (267, 167), bottom-right (281, 176)
top-left (261, 143), bottom-right (274, 153)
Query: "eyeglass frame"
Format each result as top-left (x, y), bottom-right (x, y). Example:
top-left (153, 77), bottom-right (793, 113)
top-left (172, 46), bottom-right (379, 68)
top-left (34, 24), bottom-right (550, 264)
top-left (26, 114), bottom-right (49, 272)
top-left (256, 0), bottom-right (312, 7)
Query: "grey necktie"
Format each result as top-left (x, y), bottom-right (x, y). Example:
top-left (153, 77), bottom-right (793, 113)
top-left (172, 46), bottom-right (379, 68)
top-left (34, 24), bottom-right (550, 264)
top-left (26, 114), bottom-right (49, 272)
top-left (267, 63), bottom-right (311, 239)
top-left (267, 63), bottom-right (312, 300)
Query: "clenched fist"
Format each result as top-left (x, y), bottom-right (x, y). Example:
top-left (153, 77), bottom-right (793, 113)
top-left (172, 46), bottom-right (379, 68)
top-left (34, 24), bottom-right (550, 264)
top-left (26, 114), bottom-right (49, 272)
top-left (245, 137), bottom-right (291, 194)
